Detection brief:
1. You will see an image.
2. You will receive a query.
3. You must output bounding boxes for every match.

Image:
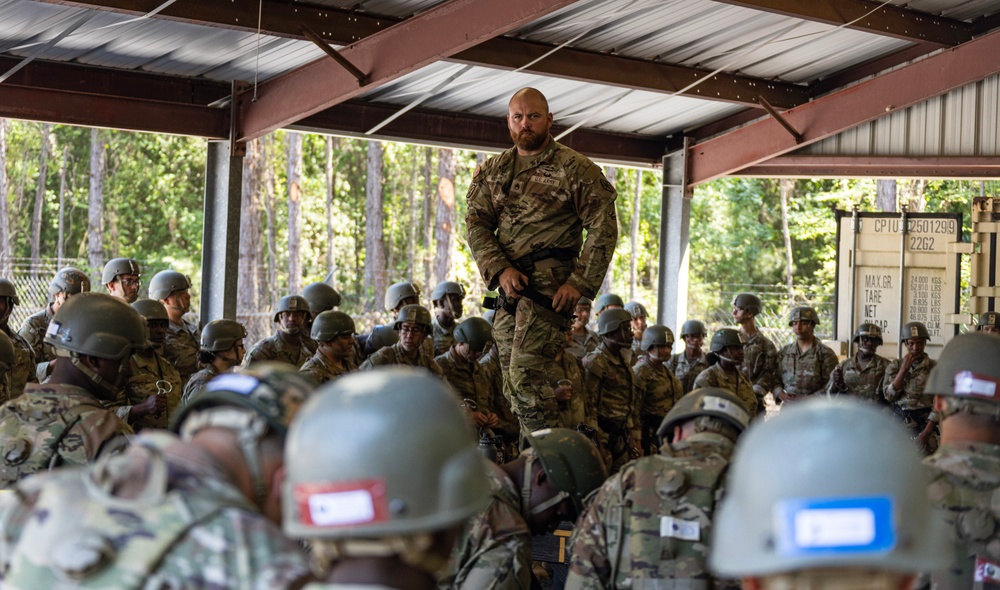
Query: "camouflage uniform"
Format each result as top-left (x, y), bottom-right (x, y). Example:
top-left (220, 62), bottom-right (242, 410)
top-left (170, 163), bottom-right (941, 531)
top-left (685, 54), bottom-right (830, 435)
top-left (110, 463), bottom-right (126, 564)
top-left (882, 355), bottom-right (937, 435)
top-left (481, 348), bottom-right (519, 455)
top-left (630, 339), bottom-right (648, 366)
top-left (667, 351), bottom-right (708, 395)
top-left (182, 364), bottom-right (221, 405)
top-left (443, 461), bottom-right (532, 590)
top-left (466, 139), bottom-right (618, 435)
top-left (552, 350), bottom-right (592, 430)
top-left (359, 342), bottom-right (445, 379)
top-left (583, 343), bottom-right (638, 471)
top-left (17, 306), bottom-right (54, 366)
top-left (633, 356), bottom-right (683, 457)
top-left (566, 431), bottom-right (740, 590)
top-left (566, 328), bottom-right (600, 360)
top-left (2, 327), bottom-right (35, 401)
top-left (299, 350), bottom-right (355, 386)
top-left (772, 340), bottom-right (839, 397)
top-left (114, 349), bottom-right (183, 430)
top-left (243, 333), bottom-right (311, 369)
top-left (164, 319), bottom-right (201, 386)
top-left (825, 354), bottom-right (890, 403)
top-left (740, 330), bottom-right (776, 412)
top-left (924, 441), bottom-right (1000, 590)
top-left (436, 347), bottom-right (490, 409)
top-left (693, 364), bottom-right (758, 416)
top-left (0, 430), bottom-right (313, 589)
top-left (0, 383), bottom-right (132, 487)
top-left (432, 318), bottom-right (457, 357)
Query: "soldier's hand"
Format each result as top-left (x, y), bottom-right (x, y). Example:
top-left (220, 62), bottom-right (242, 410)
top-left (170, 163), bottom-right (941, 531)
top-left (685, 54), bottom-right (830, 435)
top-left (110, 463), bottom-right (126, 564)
top-left (133, 393), bottom-right (167, 417)
top-left (832, 366), bottom-right (846, 389)
top-left (499, 267), bottom-right (528, 298)
top-left (553, 384), bottom-right (573, 402)
top-left (485, 412), bottom-right (500, 428)
top-left (778, 391), bottom-right (799, 403)
top-left (552, 283), bottom-right (581, 313)
top-left (470, 411), bottom-right (491, 428)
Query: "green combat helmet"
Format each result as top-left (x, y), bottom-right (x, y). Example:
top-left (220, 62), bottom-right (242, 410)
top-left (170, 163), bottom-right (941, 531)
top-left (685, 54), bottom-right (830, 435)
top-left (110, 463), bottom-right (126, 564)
top-left (624, 301), bottom-right (648, 319)
top-left (594, 293), bottom-right (625, 315)
top-left (302, 282), bottom-right (342, 315)
top-left (680, 319), bottom-right (707, 338)
top-left (923, 332), bottom-right (1000, 420)
top-left (361, 325), bottom-right (399, 357)
top-left (201, 319), bottom-right (248, 352)
top-left (273, 295), bottom-right (311, 323)
top-left (454, 317), bottom-right (492, 352)
top-left (311, 311), bottom-right (356, 342)
top-left (731, 293), bottom-right (762, 316)
top-left (597, 308), bottom-right (632, 336)
top-left (148, 270), bottom-right (190, 301)
top-left (49, 267), bottom-right (91, 297)
top-left (853, 323), bottom-right (884, 345)
top-left (101, 258), bottom-right (141, 285)
top-left (132, 299), bottom-right (169, 322)
top-left (978, 311), bottom-right (1000, 331)
top-left (901, 321), bottom-right (930, 341)
top-left (656, 387), bottom-right (750, 445)
top-left (522, 428), bottom-right (607, 518)
top-left (710, 398), bottom-right (949, 579)
top-left (282, 368), bottom-right (490, 541)
top-left (788, 306), bottom-right (820, 325)
top-left (172, 363), bottom-right (315, 507)
top-left (0, 331), bottom-right (14, 375)
top-left (385, 281), bottom-right (420, 312)
top-left (0, 278), bottom-right (20, 306)
top-left (709, 328), bottom-right (746, 353)
top-left (394, 304), bottom-right (433, 331)
top-left (576, 296), bottom-right (592, 308)
top-left (431, 281), bottom-right (466, 302)
top-left (641, 325), bottom-right (675, 351)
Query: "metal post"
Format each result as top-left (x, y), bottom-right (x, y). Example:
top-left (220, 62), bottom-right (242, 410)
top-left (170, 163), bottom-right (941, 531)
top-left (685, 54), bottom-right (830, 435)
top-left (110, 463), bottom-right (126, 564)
top-left (200, 140), bottom-right (243, 325)
top-left (848, 206), bottom-right (859, 358)
top-left (897, 204), bottom-right (909, 357)
top-left (657, 139), bottom-right (692, 340)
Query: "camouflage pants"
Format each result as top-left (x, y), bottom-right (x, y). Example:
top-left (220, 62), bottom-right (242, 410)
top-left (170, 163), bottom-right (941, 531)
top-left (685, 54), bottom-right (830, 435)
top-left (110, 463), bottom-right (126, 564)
top-left (493, 298), bottom-right (563, 436)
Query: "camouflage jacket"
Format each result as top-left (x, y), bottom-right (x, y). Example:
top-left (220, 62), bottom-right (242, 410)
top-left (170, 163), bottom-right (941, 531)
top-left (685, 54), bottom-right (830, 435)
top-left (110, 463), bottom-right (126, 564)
top-left (115, 349), bottom-right (183, 431)
top-left (437, 347), bottom-right (490, 410)
top-left (0, 430), bottom-right (314, 589)
top-left (924, 441), bottom-right (1000, 590)
top-left (693, 364), bottom-right (757, 416)
top-left (2, 326), bottom-right (36, 401)
top-left (480, 349), bottom-right (519, 442)
top-left (584, 343), bottom-right (638, 430)
top-left (773, 339), bottom-right (839, 397)
top-left (552, 350), bottom-right (593, 430)
top-left (17, 307), bottom-right (54, 366)
top-left (739, 329), bottom-right (777, 395)
top-left (443, 461), bottom-right (532, 590)
top-left (0, 383), bottom-right (132, 487)
top-left (667, 351), bottom-right (709, 395)
top-left (182, 364), bottom-right (221, 405)
top-left (163, 319), bottom-right (201, 384)
top-left (432, 318), bottom-right (456, 357)
top-left (883, 355), bottom-right (936, 411)
top-left (465, 139), bottom-right (618, 300)
top-left (633, 356), bottom-right (684, 418)
top-left (566, 432), bottom-right (740, 590)
top-left (826, 354), bottom-right (890, 403)
top-left (566, 328), bottom-right (600, 360)
top-left (359, 342), bottom-right (446, 380)
top-left (244, 332), bottom-right (311, 370)
top-left (299, 350), bottom-right (355, 386)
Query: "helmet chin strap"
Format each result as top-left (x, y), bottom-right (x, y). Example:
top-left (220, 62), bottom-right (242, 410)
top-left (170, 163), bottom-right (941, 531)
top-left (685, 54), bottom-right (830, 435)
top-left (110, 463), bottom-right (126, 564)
top-left (60, 349), bottom-right (127, 398)
top-left (520, 450), bottom-right (568, 517)
top-left (716, 353), bottom-right (737, 364)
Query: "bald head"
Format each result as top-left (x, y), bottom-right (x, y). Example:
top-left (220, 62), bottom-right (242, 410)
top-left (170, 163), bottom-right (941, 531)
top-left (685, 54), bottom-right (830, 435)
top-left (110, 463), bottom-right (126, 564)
top-left (509, 87), bottom-right (549, 113)
top-left (507, 88), bottom-right (553, 155)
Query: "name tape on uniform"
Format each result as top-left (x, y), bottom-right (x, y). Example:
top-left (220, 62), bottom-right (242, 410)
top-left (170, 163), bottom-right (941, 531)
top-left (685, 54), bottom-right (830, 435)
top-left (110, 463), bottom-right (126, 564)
top-left (953, 371), bottom-right (999, 399)
top-left (294, 480), bottom-right (389, 528)
top-left (702, 396), bottom-right (750, 426)
top-left (660, 516), bottom-right (701, 541)
top-left (774, 496), bottom-right (895, 556)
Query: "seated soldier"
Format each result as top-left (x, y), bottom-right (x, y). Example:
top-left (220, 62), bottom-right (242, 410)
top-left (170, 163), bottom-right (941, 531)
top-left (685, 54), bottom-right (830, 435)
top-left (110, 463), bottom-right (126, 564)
top-left (299, 310), bottom-right (357, 385)
top-left (183, 319), bottom-right (247, 404)
top-left (244, 295), bottom-right (312, 369)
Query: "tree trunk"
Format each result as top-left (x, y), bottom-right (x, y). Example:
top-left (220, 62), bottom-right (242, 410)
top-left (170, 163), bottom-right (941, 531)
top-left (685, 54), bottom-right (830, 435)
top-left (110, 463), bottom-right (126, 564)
top-left (57, 145), bottom-right (68, 266)
top-left (30, 124), bottom-right (51, 277)
top-left (238, 139), bottom-right (263, 323)
top-left (433, 148), bottom-right (456, 285)
top-left (326, 136), bottom-right (338, 278)
top-left (364, 140), bottom-right (387, 310)
top-left (422, 147), bottom-right (434, 293)
top-left (88, 128), bottom-right (106, 272)
top-left (407, 150), bottom-right (418, 278)
top-left (900, 179), bottom-right (926, 212)
top-left (876, 179), bottom-right (897, 212)
top-left (600, 165), bottom-right (618, 296)
top-left (779, 178), bottom-right (795, 304)
top-left (0, 120), bottom-right (9, 276)
top-left (287, 132), bottom-right (304, 294)
top-left (629, 169), bottom-right (641, 301)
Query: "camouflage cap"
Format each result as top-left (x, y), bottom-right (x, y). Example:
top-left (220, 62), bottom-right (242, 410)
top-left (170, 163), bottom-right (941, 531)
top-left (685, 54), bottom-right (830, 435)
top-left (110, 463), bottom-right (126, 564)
top-left (49, 267), bottom-right (91, 296)
top-left (0, 330), bottom-right (14, 373)
top-left (311, 311), bottom-right (356, 342)
top-left (273, 295), bottom-right (312, 323)
top-left (680, 319), bottom-right (707, 338)
top-left (596, 308), bottom-right (632, 336)
top-left (731, 293), bottom-right (762, 315)
top-left (709, 328), bottom-right (746, 353)
top-left (656, 387), bottom-right (750, 443)
top-left (924, 333), bottom-right (1000, 418)
top-left (901, 321), bottom-right (929, 341)
top-left (201, 319), bottom-right (248, 352)
top-left (523, 428), bottom-right (607, 516)
top-left (978, 311), bottom-right (1000, 330)
top-left (640, 325), bottom-right (675, 351)
top-left (302, 282), bottom-right (342, 314)
top-left (431, 281), bottom-right (466, 302)
top-left (0, 278), bottom-right (20, 305)
top-left (594, 293), bottom-right (625, 315)
top-left (624, 301), bottom-right (648, 319)
top-left (394, 304), bottom-right (432, 330)
top-left (788, 306), bottom-right (820, 326)
top-left (384, 281), bottom-right (420, 311)
top-left (131, 299), bottom-right (169, 321)
top-left (852, 323), bottom-right (883, 344)
top-left (101, 257), bottom-right (141, 284)
top-left (148, 270), bottom-right (190, 300)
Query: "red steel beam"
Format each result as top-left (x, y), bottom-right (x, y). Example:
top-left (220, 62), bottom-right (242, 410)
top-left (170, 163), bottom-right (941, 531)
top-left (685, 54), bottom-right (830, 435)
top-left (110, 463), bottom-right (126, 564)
top-left (234, 0), bottom-right (579, 142)
top-left (686, 28), bottom-right (1000, 187)
top-left (739, 156), bottom-right (1000, 179)
top-left (712, 0), bottom-right (972, 47)
top-left (0, 84), bottom-right (228, 138)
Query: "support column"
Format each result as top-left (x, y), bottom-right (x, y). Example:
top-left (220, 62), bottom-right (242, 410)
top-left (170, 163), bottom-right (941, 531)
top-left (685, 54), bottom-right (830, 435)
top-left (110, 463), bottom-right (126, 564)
top-left (657, 141), bottom-right (693, 333)
top-left (200, 140), bottom-right (243, 325)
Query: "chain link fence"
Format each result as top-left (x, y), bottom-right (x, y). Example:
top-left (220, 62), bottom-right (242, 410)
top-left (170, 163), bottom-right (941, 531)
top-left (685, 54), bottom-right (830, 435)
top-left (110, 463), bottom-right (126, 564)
top-left (696, 284), bottom-right (836, 349)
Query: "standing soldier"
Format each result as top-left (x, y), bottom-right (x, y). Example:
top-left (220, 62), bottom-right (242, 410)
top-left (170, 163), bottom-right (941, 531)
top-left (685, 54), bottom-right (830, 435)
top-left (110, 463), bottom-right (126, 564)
top-left (633, 325), bottom-right (683, 456)
top-left (0, 293), bottom-right (141, 487)
top-left (244, 294), bottom-right (312, 369)
top-left (827, 322), bottom-right (890, 402)
top-left (772, 306), bottom-right (838, 404)
top-left (117, 299), bottom-right (179, 431)
top-left (183, 319), bottom-right (247, 403)
top-left (1, 278), bottom-right (37, 399)
top-left (566, 296), bottom-right (600, 359)
top-left (299, 310), bottom-right (357, 386)
top-left (732, 292), bottom-right (776, 414)
top-left (360, 304), bottom-right (445, 378)
top-left (883, 321), bottom-right (938, 453)
top-left (19, 267), bottom-right (90, 375)
top-left (977, 310), bottom-right (1000, 334)
top-left (667, 319), bottom-right (709, 394)
top-left (102, 257), bottom-right (141, 303)
top-left (436, 317), bottom-right (498, 430)
top-left (149, 270), bottom-right (201, 387)
top-left (695, 328), bottom-right (757, 416)
top-left (584, 308), bottom-right (639, 471)
top-left (709, 398), bottom-right (948, 590)
top-left (922, 333), bottom-right (1000, 590)
top-left (567, 388), bottom-right (751, 590)
top-left (624, 301), bottom-right (649, 364)
top-left (431, 281), bottom-right (466, 356)
top-left (466, 87), bottom-right (618, 435)
top-left (301, 282), bottom-right (342, 354)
